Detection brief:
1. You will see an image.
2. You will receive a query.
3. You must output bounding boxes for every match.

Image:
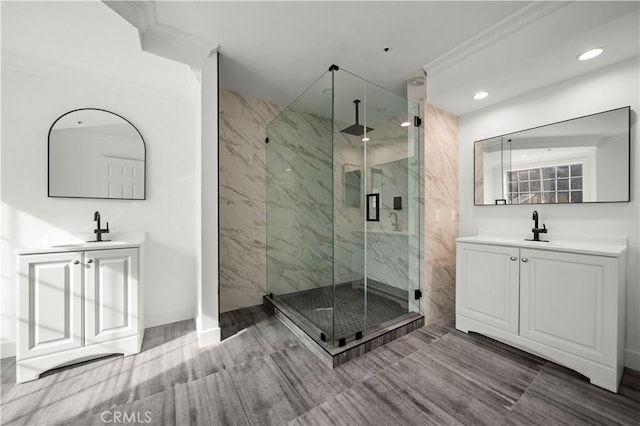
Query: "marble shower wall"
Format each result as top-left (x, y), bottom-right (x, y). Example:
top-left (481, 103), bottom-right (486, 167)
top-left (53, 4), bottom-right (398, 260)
top-left (423, 103), bottom-right (459, 323)
top-left (332, 132), bottom-right (365, 285)
top-left (220, 88), bottom-right (365, 311)
top-left (364, 115), bottom-right (421, 305)
top-left (220, 87), bottom-right (429, 315)
top-left (333, 115), bottom-right (420, 293)
top-left (219, 90), bottom-right (282, 312)
top-left (266, 106), bottom-right (335, 297)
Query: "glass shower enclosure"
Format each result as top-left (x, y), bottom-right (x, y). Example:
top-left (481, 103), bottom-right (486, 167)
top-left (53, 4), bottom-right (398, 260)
top-left (266, 66), bottom-right (421, 350)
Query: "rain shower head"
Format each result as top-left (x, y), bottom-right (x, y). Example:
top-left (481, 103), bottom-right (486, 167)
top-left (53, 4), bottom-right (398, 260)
top-left (341, 99), bottom-right (374, 137)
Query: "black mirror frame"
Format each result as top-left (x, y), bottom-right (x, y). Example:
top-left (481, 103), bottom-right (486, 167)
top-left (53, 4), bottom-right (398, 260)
top-left (366, 193), bottom-right (380, 221)
top-left (48, 108), bottom-right (147, 200)
top-left (473, 106), bottom-right (631, 206)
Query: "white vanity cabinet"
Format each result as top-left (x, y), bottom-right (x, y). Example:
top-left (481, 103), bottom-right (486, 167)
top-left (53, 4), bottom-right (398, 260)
top-left (456, 244), bottom-right (520, 335)
top-left (456, 237), bottom-right (626, 393)
top-left (17, 252), bottom-right (84, 360)
top-left (16, 243), bottom-right (142, 383)
top-left (84, 249), bottom-right (139, 345)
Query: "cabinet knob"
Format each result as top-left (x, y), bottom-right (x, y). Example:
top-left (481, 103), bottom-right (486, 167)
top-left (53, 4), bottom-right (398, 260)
top-left (510, 256), bottom-right (517, 261)
top-left (73, 260), bottom-right (80, 265)
top-left (87, 259), bottom-right (94, 264)
top-left (522, 258), bottom-right (529, 263)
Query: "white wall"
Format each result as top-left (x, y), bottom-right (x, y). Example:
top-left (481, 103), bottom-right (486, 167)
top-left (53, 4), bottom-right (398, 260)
top-left (195, 52), bottom-right (221, 346)
top-left (458, 57), bottom-right (640, 368)
top-left (1, 5), bottom-right (198, 356)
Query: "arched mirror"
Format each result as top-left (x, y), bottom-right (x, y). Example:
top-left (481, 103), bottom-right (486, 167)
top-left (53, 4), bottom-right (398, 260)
top-left (48, 108), bottom-right (146, 200)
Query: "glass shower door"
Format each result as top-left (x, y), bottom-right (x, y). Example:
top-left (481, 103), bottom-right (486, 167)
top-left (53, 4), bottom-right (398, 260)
top-left (330, 68), bottom-right (422, 346)
top-left (266, 70), bottom-right (336, 345)
top-left (362, 80), bottom-right (420, 334)
top-left (266, 65), bottom-right (422, 350)
top-left (331, 69), bottom-right (366, 346)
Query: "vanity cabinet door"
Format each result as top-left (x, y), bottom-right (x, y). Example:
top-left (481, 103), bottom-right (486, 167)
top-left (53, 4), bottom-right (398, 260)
top-left (456, 243), bottom-right (520, 334)
top-left (519, 249), bottom-right (618, 365)
top-left (18, 252), bottom-right (84, 359)
top-left (85, 248), bottom-right (138, 345)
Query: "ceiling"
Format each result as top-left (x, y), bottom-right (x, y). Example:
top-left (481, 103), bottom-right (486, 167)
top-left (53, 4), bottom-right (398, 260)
top-left (138, 0), bottom-right (639, 116)
top-left (3, 1), bottom-right (638, 118)
top-left (146, 0), bottom-right (526, 113)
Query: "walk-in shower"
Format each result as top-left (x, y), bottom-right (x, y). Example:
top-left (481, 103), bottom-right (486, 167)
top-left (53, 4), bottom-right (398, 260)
top-left (265, 65), bottom-right (422, 360)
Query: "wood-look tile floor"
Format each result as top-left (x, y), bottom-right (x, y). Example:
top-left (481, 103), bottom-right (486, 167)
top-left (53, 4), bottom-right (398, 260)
top-left (1, 306), bottom-right (639, 425)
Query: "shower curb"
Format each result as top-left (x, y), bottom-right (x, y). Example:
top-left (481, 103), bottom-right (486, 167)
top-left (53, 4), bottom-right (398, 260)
top-left (263, 296), bottom-right (424, 367)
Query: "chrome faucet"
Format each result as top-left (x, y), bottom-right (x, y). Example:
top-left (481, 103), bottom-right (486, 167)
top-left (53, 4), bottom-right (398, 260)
top-left (93, 211), bottom-right (110, 242)
top-left (526, 210), bottom-right (548, 242)
top-left (389, 212), bottom-right (400, 232)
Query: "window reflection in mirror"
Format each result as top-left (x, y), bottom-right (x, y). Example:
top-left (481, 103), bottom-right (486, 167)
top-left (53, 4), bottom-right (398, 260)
top-left (48, 109), bottom-right (146, 200)
top-left (474, 106), bottom-right (630, 205)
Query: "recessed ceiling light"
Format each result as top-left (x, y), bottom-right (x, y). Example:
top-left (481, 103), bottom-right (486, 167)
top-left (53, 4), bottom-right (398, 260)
top-left (578, 48), bottom-right (603, 61)
top-left (473, 91), bottom-right (489, 100)
top-left (285, 168), bottom-right (292, 171)
top-left (400, 121), bottom-right (411, 127)
top-left (362, 137), bottom-right (370, 142)
top-left (521, 154), bottom-right (530, 158)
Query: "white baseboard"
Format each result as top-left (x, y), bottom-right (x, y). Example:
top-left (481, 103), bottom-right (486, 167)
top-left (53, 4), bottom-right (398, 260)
top-left (197, 327), bottom-right (221, 348)
top-left (145, 306), bottom-right (194, 328)
top-left (1, 340), bottom-right (16, 359)
top-left (625, 348), bottom-right (640, 370)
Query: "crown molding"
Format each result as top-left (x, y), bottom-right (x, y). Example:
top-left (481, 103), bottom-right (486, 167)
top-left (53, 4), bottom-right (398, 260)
top-left (2, 51), bottom-right (191, 104)
top-left (423, 1), bottom-right (569, 76)
top-left (103, 0), bottom-right (218, 68)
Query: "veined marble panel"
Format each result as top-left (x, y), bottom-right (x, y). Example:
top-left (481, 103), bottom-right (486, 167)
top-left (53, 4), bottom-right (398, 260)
top-left (423, 103), bottom-right (458, 323)
top-left (220, 90), bottom-right (281, 203)
top-left (333, 109), bottom-right (421, 306)
top-left (220, 90), bottom-right (281, 312)
top-left (366, 232), bottom-right (411, 291)
top-left (333, 129), bottom-right (365, 285)
top-left (266, 106), bottom-right (334, 297)
top-left (334, 233), bottom-right (364, 284)
top-left (222, 87), bottom-right (428, 318)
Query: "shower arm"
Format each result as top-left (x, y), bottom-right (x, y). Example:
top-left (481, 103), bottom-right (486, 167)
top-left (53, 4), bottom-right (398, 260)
top-left (353, 100), bottom-right (361, 125)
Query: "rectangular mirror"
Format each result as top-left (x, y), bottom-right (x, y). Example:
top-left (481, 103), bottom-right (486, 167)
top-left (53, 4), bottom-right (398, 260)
top-left (342, 164), bottom-right (362, 208)
top-left (369, 159), bottom-right (408, 209)
top-left (474, 106), bottom-right (630, 205)
top-left (366, 193), bottom-right (379, 221)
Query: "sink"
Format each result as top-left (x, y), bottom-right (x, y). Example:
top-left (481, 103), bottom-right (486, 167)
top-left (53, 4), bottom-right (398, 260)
top-left (52, 241), bottom-right (125, 249)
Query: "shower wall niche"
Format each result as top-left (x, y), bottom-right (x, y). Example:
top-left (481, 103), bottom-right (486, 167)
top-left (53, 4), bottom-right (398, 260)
top-left (266, 66), bottom-right (422, 352)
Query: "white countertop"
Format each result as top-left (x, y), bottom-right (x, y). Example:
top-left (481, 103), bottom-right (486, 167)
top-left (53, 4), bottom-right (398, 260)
top-left (456, 235), bottom-right (627, 257)
top-left (16, 233), bottom-right (144, 255)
